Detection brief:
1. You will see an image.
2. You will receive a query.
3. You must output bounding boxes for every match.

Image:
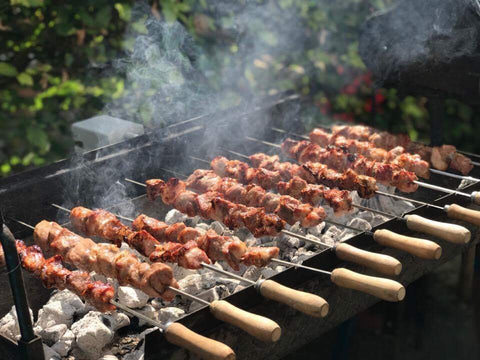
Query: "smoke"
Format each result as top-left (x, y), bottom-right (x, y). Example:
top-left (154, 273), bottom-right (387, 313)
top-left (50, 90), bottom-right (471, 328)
top-left (359, 0), bottom-right (480, 83)
top-left (62, 0), bottom-right (370, 213)
top-left (104, 1), bottom-right (308, 129)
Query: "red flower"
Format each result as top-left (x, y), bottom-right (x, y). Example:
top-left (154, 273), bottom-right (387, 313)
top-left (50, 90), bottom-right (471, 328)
top-left (364, 98), bottom-right (372, 113)
top-left (375, 91), bottom-right (385, 104)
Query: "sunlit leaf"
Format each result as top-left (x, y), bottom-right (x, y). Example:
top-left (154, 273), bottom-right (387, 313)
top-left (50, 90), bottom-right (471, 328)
top-left (17, 73), bottom-right (34, 86)
top-left (0, 62), bottom-right (18, 77)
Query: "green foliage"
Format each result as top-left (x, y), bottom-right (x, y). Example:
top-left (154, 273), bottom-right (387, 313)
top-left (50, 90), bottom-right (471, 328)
top-left (1, 0), bottom-right (479, 177)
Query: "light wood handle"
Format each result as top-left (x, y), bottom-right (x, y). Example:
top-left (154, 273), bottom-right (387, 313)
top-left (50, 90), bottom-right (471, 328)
top-left (259, 279), bottom-right (329, 318)
top-left (405, 214), bottom-right (471, 244)
top-left (335, 243), bottom-right (402, 276)
top-left (447, 204), bottom-right (480, 226)
top-left (165, 322), bottom-right (236, 360)
top-left (209, 300), bottom-right (281, 342)
top-left (373, 229), bottom-right (442, 260)
top-left (472, 192), bottom-right (480, 206)
top-left (331, 268), bottom-right (405, 302)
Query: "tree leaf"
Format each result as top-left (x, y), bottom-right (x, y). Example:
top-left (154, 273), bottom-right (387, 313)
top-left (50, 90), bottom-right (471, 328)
top-left (17, 72), bottom-right (34, 86)
top-left (0, 62), bottom-right (18, 77)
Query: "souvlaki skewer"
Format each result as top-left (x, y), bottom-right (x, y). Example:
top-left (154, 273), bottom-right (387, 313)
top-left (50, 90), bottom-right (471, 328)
top-left (208, 153), bottom-right (470, 245)
top-left (11, 220), bottom-right (236, 360)
top-left (244, 136), bottom-right (480, 229)
top-left (57, 205), bottom-right (329, 318)
top-left (124, 178), bottom-right (406, 302)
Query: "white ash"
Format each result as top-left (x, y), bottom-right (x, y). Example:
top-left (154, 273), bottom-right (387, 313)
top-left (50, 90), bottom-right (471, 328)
top-left (178, 272), bottom-right (217, 295)
top-left (70, 311), bottom-right (130, 359)
top-left (189, 285), bottom-right (230, 312)
top-left (195, 223), bottom-right (210, 232)
top-left (210, 220), bottom-right (226, 235)
top-left (100, 355), bottom-right (120, 360)
top-left (170, 263), bottom-right (198, 280)
top-left (362, 184), bottom-right (415, 217)
top-left (118, 286), bottom-right (149, 309)
top-left (157, 307), bottom-right (185, 324)
top-left (291, 248), bottom-right (316, 263)
top-left (243, 266), bottom-right (262, 281)
top-left (51, 329), bottom-right (75, 357)
top-left (164, 209), bottom-right (189, 225)
top-left (459, 178), bottom-right (476, 189)
top-left (0, 305), bottom-right (34, 341)
top-left (39, 323), bottom-right (67, 346)
top-left (43, 344), bottom-right (61, 360)
top-left (136, 305), bottom-right (157, 327)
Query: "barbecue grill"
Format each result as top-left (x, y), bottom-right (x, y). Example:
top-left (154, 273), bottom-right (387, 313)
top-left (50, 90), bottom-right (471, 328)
top-left (1, 94), bottom-right (479, 359)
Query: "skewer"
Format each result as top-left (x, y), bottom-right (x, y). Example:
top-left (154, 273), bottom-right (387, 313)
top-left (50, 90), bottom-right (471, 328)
top-left (245, 136), bottom-right (480, 227)
top-left (205, 150), bottom-right (471, 244)
top-left (18, 219), bottom-right (282, 343)
top-left (14, 220), bottom-right (236, 359)
top-left (121, 180), bottom-right (406, 301)
top-left (124, 178), bottom-right (403, 276)
top-left (271, 127), bottom-right (480, 173)
top-left (52, 204), bottom-right (330, 319)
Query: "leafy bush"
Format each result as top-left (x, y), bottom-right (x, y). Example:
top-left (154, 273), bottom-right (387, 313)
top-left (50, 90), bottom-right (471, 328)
top-left (1, 0), bottom-right (479, 176)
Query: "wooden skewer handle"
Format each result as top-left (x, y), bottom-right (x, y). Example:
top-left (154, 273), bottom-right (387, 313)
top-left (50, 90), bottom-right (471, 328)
top-left (331, 268), bottom-right (406, 302)
top-left (164, 322), bottom-right (236, 360)
top-left (335, 243), bottom-right (402, 276)
top-left (404, 214), bottom-right (471, 244)
top-left (258, 279), bottom-right (329, 318)
top-left (472, 192), bottom-right (480, 206)
top-left (373, 229), bottom-right (442, 260)
top-left (209, 300), bottom-right (281, 343)
top-left (446, 204), bottom-right (480, 226)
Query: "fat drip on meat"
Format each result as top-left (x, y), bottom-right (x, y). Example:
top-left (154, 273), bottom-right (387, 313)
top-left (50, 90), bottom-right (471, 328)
top-left (330, 125), bottom-right (473, 175)
top-left (33, 220), bottom-right (179, 301)
top-left (0, 240), bottom-right (115, 312)
top-left (282, 139), bottom-right (419, 193)
top-left (211, 156), bottom-right (356, 211)
top-left (146, 178), bottom-right (286, 237)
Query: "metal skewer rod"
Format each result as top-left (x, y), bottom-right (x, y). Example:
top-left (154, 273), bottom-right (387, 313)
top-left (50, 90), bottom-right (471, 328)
top-left (12, 221), bottom-right (236, 359)
top-left (120, 180), bottom-right (405, 301)
top-left (124, 177), bottom-right (336, 246)
top-left (429, 168), bottom-right (480, 183)
top-left (271, 126), bottom-right (480, 170)
top-left (413, 180), bottom-right (476, 199)
top-left (244, 136), bottom-right (480, 206)
top-left (14, 217), bottom-right (284, 342)
top-left (124, 176), bottom-right (406, 276)
top-left (52, 204), bottom-right (331, 318)
top-left (273, 124), bottom-right (480, 163)
top-left (207, 149), bottom-right (472, 243)
top-left (17, 218), bottom-right (209, 306)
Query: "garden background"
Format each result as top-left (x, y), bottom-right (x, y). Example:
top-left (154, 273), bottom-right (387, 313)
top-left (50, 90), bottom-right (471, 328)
top-left (2, 0), bottom-right (479, 177)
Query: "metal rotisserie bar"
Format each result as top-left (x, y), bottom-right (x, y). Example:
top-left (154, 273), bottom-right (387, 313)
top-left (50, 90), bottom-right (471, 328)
top-left (0, 95), bottom-right (479, 359)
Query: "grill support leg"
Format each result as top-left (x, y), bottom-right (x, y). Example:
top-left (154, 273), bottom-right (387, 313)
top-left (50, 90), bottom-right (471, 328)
top-left (0, 220), bottom-right (44, 360)
top-left (458, 242), bottom-right (477, 301)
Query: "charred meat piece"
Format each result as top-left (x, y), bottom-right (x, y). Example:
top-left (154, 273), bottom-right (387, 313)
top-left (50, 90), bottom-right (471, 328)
top-left (70, 207), bottom-right (210, 270)
top-left (330, 125), bottom-right (473, 175)
top-left (186, 169), bottom-right (326, 226)
top-left (282, 139), bottom-right (418, 193)
top-left (310, 128), bottom-right (430, 178)
top-left (34, 220), bottom-right (178, 301)
top-left (6, 240), bottom-right (116, 312)
top-left (146, 178), bottom-right (286, 237)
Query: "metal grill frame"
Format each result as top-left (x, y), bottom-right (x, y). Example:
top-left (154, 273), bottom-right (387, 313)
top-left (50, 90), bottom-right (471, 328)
top-left (0, 95), bottom-right (478, 359)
